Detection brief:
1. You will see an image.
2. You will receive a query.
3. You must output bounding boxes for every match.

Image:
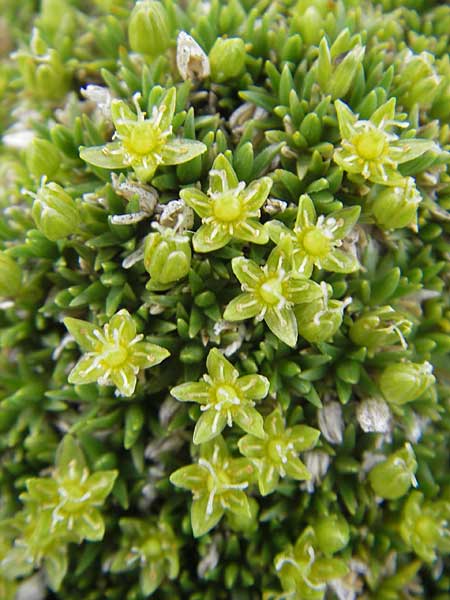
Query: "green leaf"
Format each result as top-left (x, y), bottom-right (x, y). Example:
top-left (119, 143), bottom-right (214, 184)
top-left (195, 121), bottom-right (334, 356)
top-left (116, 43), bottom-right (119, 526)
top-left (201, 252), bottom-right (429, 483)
top-left (140, 561), bottom-right (164, 596)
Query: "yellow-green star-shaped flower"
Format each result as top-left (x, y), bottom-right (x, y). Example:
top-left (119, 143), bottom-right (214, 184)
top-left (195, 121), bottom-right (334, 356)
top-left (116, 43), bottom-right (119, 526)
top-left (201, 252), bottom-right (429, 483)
top-left (333, 99), bottom-right (436, 185)
top-left (171, 348), bottom-right (269, 444)
top-left (170, 436), bottom-right (254, 537)
top-left (267, 194), bottom-right (360, 277)
top-left (64, 309), bottom-right (170, 397)
top-left (238, 408), bottom-right (319, 496)
top-left (180, 154), bottom-right (272, 252)
top-left (80, 88), bottom-right (206, 182)
top-left (223, 238), bottom-right (323, 347)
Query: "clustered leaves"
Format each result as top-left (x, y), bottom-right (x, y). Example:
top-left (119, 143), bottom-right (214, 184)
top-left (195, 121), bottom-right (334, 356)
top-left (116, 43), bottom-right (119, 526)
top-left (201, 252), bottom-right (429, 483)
top-left (0, 0), bottom-right (449, 599)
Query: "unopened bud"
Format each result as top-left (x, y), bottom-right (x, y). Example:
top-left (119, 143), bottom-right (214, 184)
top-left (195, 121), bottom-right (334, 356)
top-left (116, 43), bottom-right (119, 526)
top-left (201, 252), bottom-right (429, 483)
top-left (371, 178), bottom-right (422, 231)
top-left (314, 514), bottom-right (350, 556)
top-left (368, 444), bottom-right (417, 500)
top-left (128, 0), bottom-right (171, 57)
top-left (31, 181), bottom-right (80, 241)
top-left (349, 306), bottom-right (412, 355)
top-left (209, 38), bottom-right (246, 82)
top-left (144, 227), bottom-right (191, 286)
top-left (379, 361), bottom-right (435, 405)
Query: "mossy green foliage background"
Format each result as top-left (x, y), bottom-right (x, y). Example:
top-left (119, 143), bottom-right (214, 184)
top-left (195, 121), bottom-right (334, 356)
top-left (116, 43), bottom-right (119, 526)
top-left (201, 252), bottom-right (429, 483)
top-left (0, 0), bottom-right (449, 598)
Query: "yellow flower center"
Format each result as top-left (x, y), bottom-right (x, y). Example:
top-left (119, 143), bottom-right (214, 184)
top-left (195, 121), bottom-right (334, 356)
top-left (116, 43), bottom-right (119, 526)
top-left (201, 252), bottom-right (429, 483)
top-left (353, 129), bottom-right (387, 160)
top-left (213, 193), bottom-right (242, 222)
top-left (302, 227), bottom-right (330, 257)
top-left (267, 438), bottom-right (286, 464)
top-left (103, 345), bottom-right (128, 367)
top-left (123, 121), bottom-right (164, 156)
top-left (215, 384), bottom-right (239, 407)
top-left (259, 277), bottom-right (283, 305)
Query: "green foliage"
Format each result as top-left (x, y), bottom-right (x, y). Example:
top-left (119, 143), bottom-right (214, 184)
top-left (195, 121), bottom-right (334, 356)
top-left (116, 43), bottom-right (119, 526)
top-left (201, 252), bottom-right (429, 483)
top-left (0, 0), bottom-right (449, 598)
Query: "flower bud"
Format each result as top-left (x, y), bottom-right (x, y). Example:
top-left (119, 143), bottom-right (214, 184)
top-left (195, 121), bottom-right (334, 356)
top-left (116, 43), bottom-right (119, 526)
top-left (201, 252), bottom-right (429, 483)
top-left (0, 252), bottom-right (22, 298)
top-left (379, 361), bottom-right (435, 405)
top-left (295, 287), bottom-right (349, 343)
top-left (144, 227), bottom-right (191, 286)
top-left (314, 514), bottom-right (350, 555)
top-left (26, 138), bottom-right (62, 180)
top-left (371, 178), bottom-right (422, 231)
top-left (209, 38), bottom-right (246, 82)
top-left (349, 306), bottom-right (412, 355)
top-left (31, 181), bottom-right (80, 241)
top-left (395, 50), bottom-right (441, 110)
top-left (128, 0), bottom-right (171, 57)
top-left (368, 444), bottom-right (417, 500)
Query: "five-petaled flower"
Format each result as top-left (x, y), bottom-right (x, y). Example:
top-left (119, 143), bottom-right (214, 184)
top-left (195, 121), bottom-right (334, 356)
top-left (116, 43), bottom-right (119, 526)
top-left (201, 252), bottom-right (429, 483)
top-left (274, 527), bottom-right (348, 600)
top-left (267, 194), bottom-right (360, 277)
top-left (180, 154), bottom-right (272, 252)
top-left (64, 309), bottom-right (170, 397)
top-left (333, 98), bottom-right (436, 185)
top-left (170, 436), bottom-right (254, 537)
top-left (238, 408), bottom-right (319, 496)
top-left (80, 88), bottom-right (206, 182)
top-left (223, 238), bottom-right (323, 347)
top-left (170, 348), bottom-right (269, 444)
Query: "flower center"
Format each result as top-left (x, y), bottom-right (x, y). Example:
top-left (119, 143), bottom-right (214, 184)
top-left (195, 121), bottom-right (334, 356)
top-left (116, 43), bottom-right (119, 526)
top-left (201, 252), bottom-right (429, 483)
top-left (103, 345), bottom-right (128, 367)
top-left (267, 438), bottom-right (287, 464)
top-left (215, 384), bottom-right (239, 407)
top-left (353, 129), bottom-right (387, 160)
top-left (124, 121), bottom-right (164, 156)
top-left (213, 193), bottom-right (242, 222)
top-left (302, 228), bottom-right (330, 257)
top-left (259, 277), bottom-right (283, 305)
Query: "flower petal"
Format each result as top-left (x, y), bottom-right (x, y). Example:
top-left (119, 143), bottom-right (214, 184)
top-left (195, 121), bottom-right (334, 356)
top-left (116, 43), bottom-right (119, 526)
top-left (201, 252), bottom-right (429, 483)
top-left (79, 143), bottom-right (127, 169)
top-left (265, 220), bottom-right (292, 245)
top-left (206, 348), bottom-right (239, 382)
top-left (265, 306), bottom-right (298, 347)
top-left (319, 249), bottom-right (360, 273)
top-left (238, 434), bottom-right (266, 458)
top-left (295, 194), bottom-right (317, 230)
top-left (241, 177), bottom-right (273, 211)
top-left (236, 374), bottom-right (269, 400)
top-left (335, 100), bottom-right (357, 139)
top-left (191, 494), bottom-right (224, 538)
top-left (158, 87), bottom-right (176, 132)
top-left (287, 277), bottom-right (323, 303)
top-left (223, 292), bottom-right (261, 321)
top-left (283, 456), bottom-right (311, 481)
top-left (132, 341), bottom-right (170, 369)
top-left (209, 153), bottom-right (239, 192)
top-left (193, 222), bottom-right (231, 252)
top-left (170, 464), bottom-right (206, 491)
top-left (193, 410), bottom-right (227, 444)
top-left (234, 220), bottom-right (269, 245)
top-left (68, 355), bottom-right (103, 385)
top-left (180, 187), bottom-right (212, 218)
top-left (258, 461), bottom-right (279, 496)
top-left (161, 139), bottom-right (207, 166)
top-left (111, 364), bottom-right (137, 397)
top-left (264, 408), bottom-right (285, 436)
top-left (64, 317), bottom-right (100, 351)
top-left (170, 381), bottom-right (211, 403)
top-left (289, 425), bottom-right (321, 451)
top-left (234, 406), bottom-right (266, 439)
top-left (222, 489), bottom-right (251, 518)
top-left (108, 309), bottom-right (136, 343)
top-left (394, 139), bottom-right (437, 164)
top-left (231, 256), bottom-right (262, 287)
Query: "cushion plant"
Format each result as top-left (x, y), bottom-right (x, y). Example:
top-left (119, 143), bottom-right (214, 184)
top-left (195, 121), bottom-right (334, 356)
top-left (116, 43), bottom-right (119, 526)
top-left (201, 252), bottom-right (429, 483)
top-left (0, 0), bottom-right (449, 599)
